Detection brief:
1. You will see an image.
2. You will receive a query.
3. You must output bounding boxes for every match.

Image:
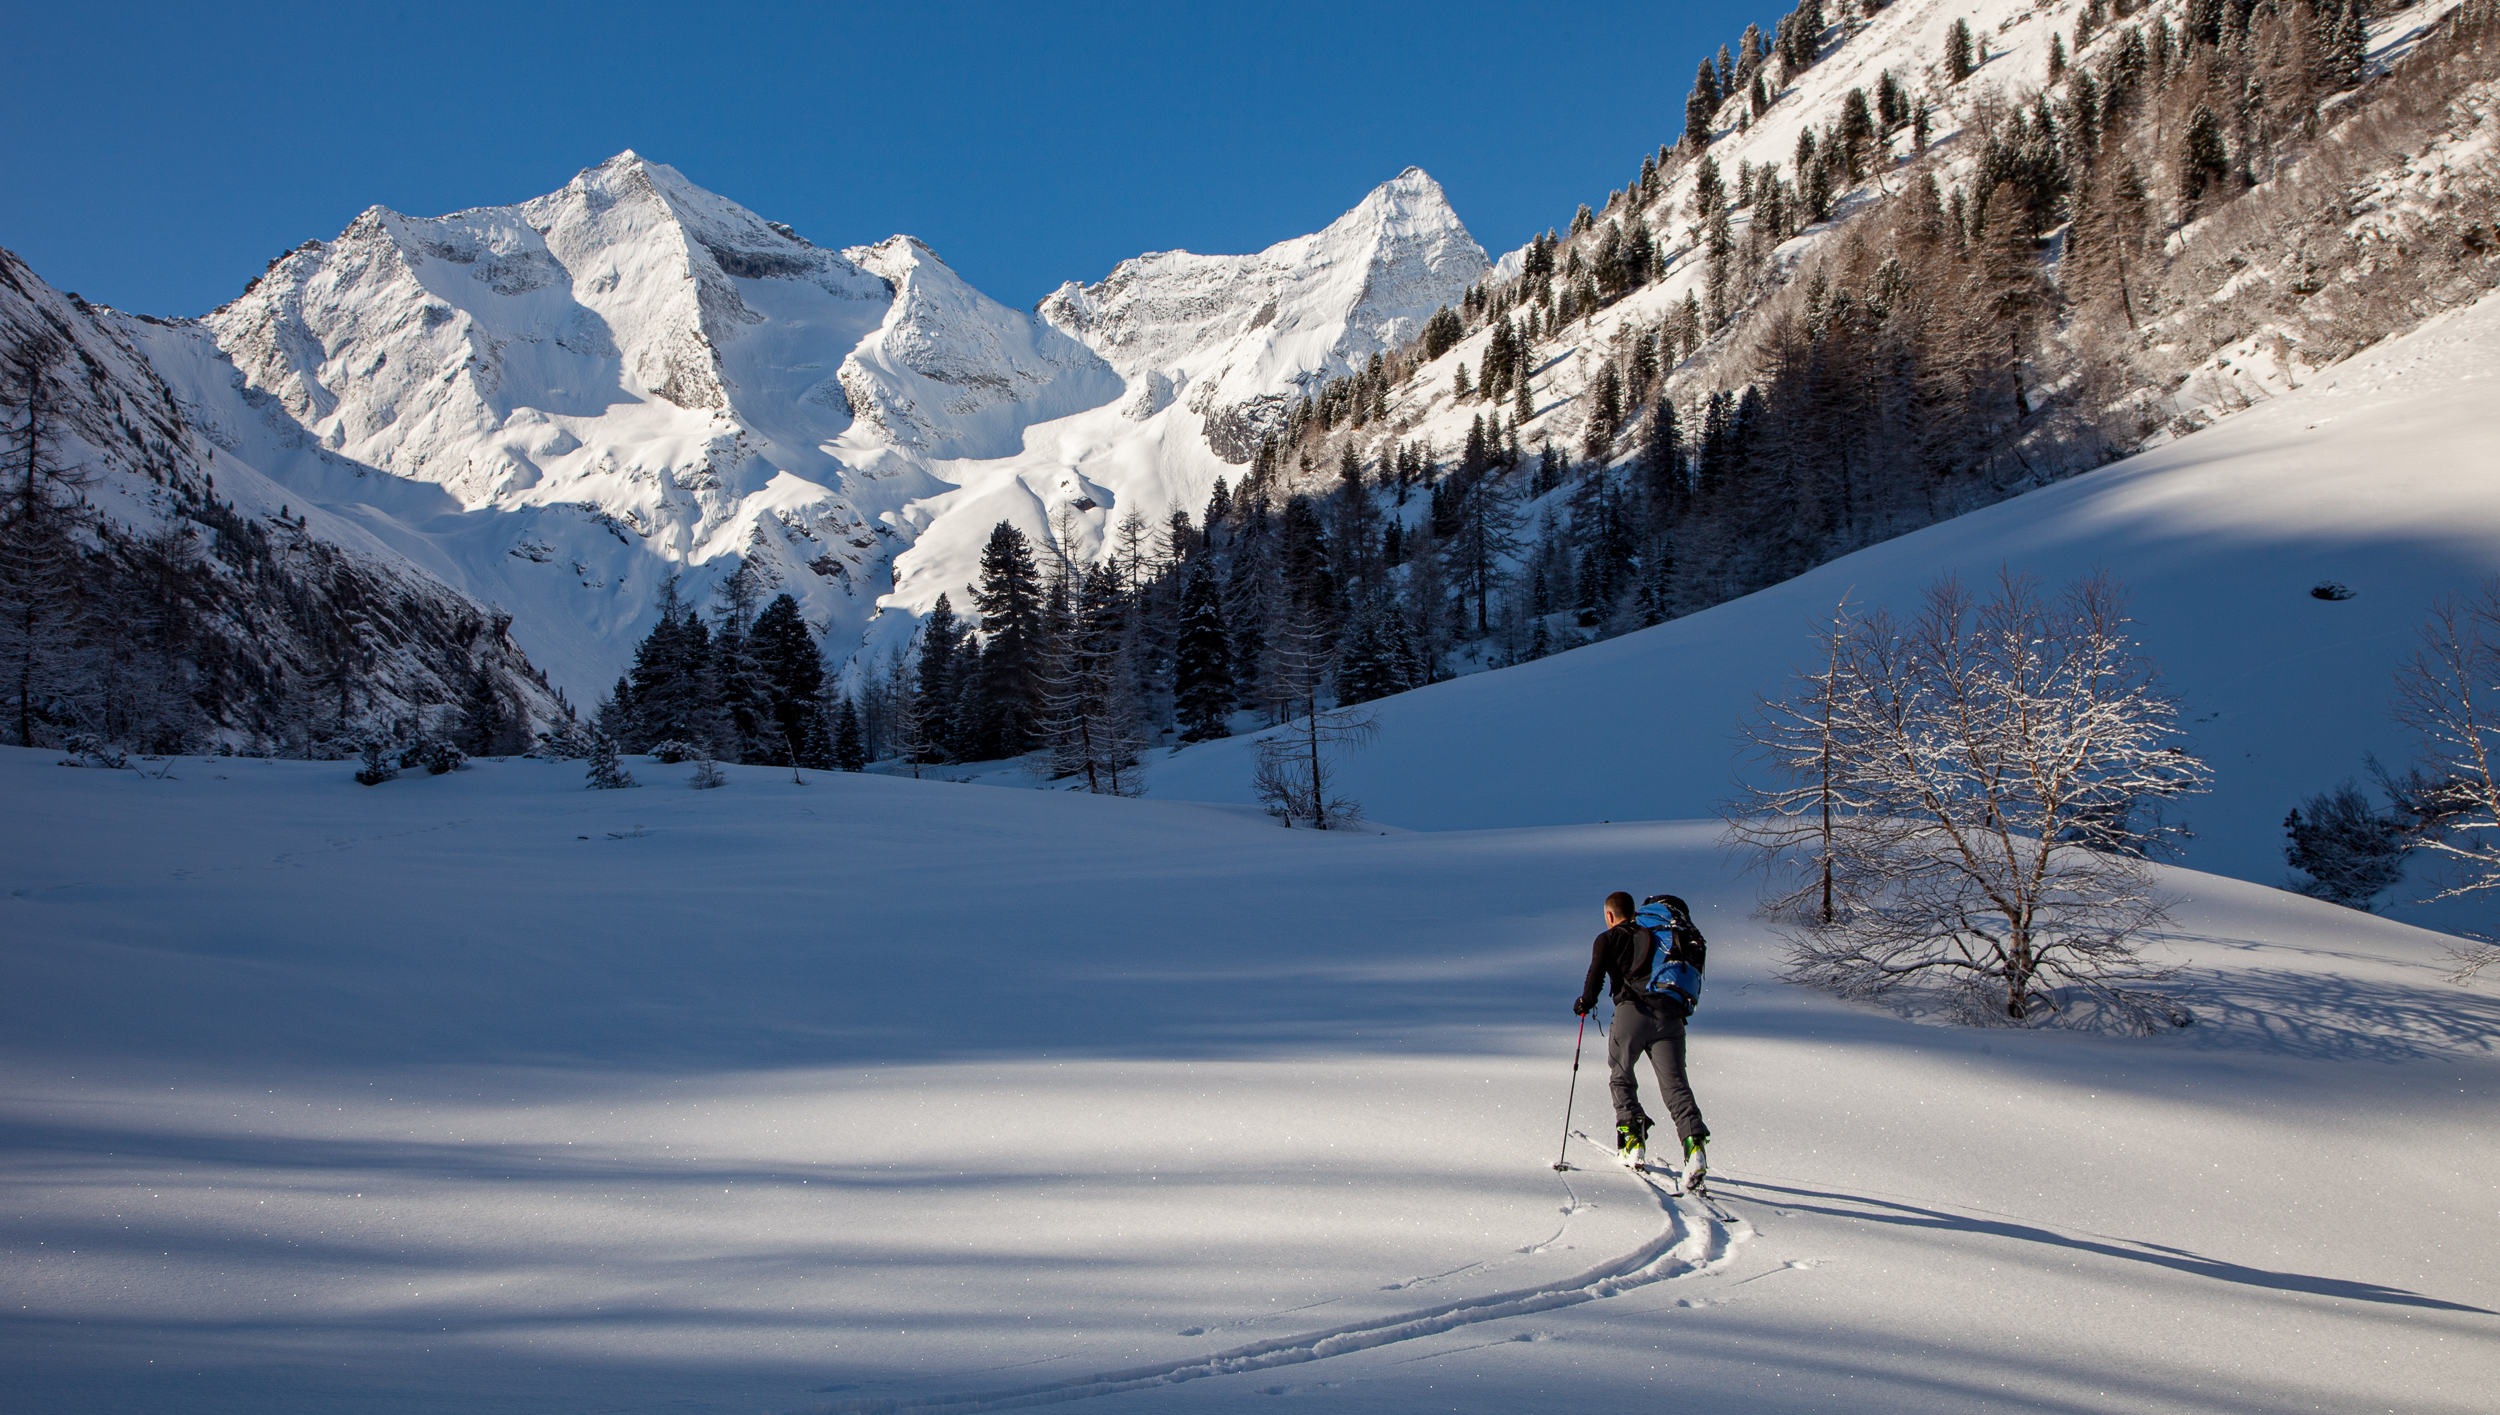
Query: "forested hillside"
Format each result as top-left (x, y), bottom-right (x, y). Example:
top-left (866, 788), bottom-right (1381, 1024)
top-left (731, 0), bottom-right (2500, 791)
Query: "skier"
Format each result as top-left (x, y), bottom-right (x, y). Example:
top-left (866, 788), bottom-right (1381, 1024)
top-left (1574, 891), bottom-right (1709, 1181)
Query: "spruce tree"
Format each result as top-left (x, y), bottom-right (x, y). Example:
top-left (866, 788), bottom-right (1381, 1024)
top-left (832, 695), bottom-right (866, 770)
top-left (1582, 362), bottom-right (1624, 463)
top-left (912, 593), bottom-right (962, 762)
top-left (2179, 104), bottom-right (2231, 202)
top-left (1173, 559), bottom-right (1235, 741)
top-left (1335, 598), bottom-right (1416, 706)
top-left (1225, 499), bottom-right (1273, 712)
top-left (1947, 19), bottom-right (1975, 81)
top-left (458, 669), bottom-right (510, 756)
top-left (625, 577), bottom-right (723, 752)
top-left (967, 522), bottom-right (1047, 757)
top-left (1685, 58), bottom-right (1722, 149)
top-left (1639, 398), bottom-right (1684, 531)
top-left (1448, 470), bottom-right (1521, 635)
top-left (750, 593), bottom-right (824, 763)
top-left (1277, 495), bottom-right (1339, 653)
top-left (584, 730), bottom-right (638, 789)
top-left (708, 561), bottom-right (773, 761)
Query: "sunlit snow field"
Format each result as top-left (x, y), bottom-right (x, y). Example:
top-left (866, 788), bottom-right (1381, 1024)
top-left (11, 223), bottom-right (2500, 1415)
top-left (3, 748), bottom-right (2493, 1415)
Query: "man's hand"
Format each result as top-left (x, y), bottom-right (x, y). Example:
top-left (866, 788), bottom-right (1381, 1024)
top-left (1573, 996), bottom-right (1592, 1016)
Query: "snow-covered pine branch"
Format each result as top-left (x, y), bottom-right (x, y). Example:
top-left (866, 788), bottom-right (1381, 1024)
top-left (1727, 570), bottom-right (2209, 1032)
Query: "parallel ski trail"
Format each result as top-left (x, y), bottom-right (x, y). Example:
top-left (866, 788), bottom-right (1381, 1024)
top-left (805, 1173), bottom-right (1749, 1415)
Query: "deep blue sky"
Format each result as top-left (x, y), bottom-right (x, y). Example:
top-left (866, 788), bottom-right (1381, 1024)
top-left (12, 0), bottom-right (1771, 319)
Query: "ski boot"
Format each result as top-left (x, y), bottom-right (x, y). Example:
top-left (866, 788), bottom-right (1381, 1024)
top-left (1615, 1118), bottom-right (1651, 1170)
top-left (1681, 1134), bottom-right (1710, 1192)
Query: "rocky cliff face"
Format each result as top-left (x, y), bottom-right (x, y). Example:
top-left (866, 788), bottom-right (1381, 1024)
top-left (0, 248), bottom-right (557, 746)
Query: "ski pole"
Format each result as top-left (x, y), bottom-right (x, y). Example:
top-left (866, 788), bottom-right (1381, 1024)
top-left (1553, 1011), bottom-right (1589, 1171)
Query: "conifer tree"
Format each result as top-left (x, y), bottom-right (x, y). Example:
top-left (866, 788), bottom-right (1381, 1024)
top-left (2323, 0), bottom-right (2364, 88)
top-left (624, 577), bottom-right (723, 752)
top-left (585, 729), bottom-right (638, 789)
top-left (1335, 597), bottom-right (1417, 706)
top-left (832, 695), bottom-right (866, 770)
top-left (1947, 19), bottom-right (1975, 81)
top-left (2179, 104), bottom-right (2231, 202)
top-left (1639, 398), bottom-right (1685, 531)
top-left (1040, 561), bottom-right (1148, 794)
top-left (459, 669), bottom-right (511, 756)
top-left (1225, 498), bottom-right (1273, 712)
top-left (1277, 495), bottom-right (1339, 654)
top-left (749, 592), bottom-right (824, 764)
top-left (0, 336), bottom-right (91, 748)
top-left (708, 561), bottom-right (773, 761)
top-left (1173, 559), bottom-right (1234, 741)
top-left (1685, 58), bottom-right (1723, 149)
top-left (1582, 362), bottom-right (1624, 463)
top-left (1203, 477), bottom-right (1233, 548)
top-left (967, 522), bottom-right (1047, 758)
top-left (912, 593), bottom-right (963, 761)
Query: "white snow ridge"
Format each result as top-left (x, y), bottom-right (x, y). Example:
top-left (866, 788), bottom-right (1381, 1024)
top-left (115, 153), bottom-right (1487, 695)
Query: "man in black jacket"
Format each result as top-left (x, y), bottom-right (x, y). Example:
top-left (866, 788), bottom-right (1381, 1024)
top-left (1575, 891), bottom-right (1709, 1179)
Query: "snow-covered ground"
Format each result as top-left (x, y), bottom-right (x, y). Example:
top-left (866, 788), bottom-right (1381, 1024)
top-left (13, 79), bottom-right (2500, 1409)
top-left (3, 745), bottom-right (2493, 1414)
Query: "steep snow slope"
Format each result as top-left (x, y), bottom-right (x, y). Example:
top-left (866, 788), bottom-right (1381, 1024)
top-left (1376, 0), bottom-right (2468, 507)
top-left (864, 169), bottom-right (1488, 663)
top-left (2, 750), bottom-right (2489, 1414)
top-left (0, 251), bottom-right (554, 729)
top-left (1155, 286), bottom-right (2500, 898)
top-left (116, 156), bottom-right (1484, 696)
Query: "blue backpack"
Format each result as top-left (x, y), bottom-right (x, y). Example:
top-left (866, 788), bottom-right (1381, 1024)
top-left (1630, 894), bottom-right (1707, 1015)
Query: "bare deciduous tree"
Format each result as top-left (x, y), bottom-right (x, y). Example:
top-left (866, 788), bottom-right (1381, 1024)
top-left (1727, 571), bottom-right (2210, 1032)
top-left (2388, 578), bottom-right (2500, 985)
top-left (1250, 598), bottom-right (1375, 829)
top-left (1252, 704), bottom-right (1376, 829)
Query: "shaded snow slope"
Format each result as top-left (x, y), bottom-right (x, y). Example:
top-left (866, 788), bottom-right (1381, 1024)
top-left (1155, 286), bottom-right (2500, 897)
top-left (2, 749), bottom-right (2489, 1414)
top-left (110, 155), bottom-right (1484, 696)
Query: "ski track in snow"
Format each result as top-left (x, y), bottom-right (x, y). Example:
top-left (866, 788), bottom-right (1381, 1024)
top-left (804, 1173), bottom-right (1746, 1415)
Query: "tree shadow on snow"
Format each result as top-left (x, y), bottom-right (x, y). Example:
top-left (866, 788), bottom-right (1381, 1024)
top-left (1712, 1177), bottom-right (2495, 1315)
top-left (2155, 952), bottom-right (2500, 1063)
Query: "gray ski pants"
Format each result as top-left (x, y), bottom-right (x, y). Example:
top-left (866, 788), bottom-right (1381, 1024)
top-left (1607, 1001), bottom-right (1708, 1144)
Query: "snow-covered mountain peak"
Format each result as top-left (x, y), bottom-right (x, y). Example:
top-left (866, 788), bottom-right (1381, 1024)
top-left (1035, 167), bottom-right (1489, 458)
top-left (94, 155), bottom-right (1490, 695)
top-left (830, 232), bottom-right (1121, 460)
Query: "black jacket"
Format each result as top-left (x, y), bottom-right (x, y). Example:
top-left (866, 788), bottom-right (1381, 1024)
top-left (1580, 920), bottom-right (1667, 1017)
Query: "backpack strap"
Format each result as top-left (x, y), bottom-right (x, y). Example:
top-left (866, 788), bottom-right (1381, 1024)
top-left (1623, 925), bottom-right (1658, 994)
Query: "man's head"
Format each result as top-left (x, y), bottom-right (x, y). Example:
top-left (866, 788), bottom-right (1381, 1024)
top-left (1604, 891), bottom-right (1636, 925)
